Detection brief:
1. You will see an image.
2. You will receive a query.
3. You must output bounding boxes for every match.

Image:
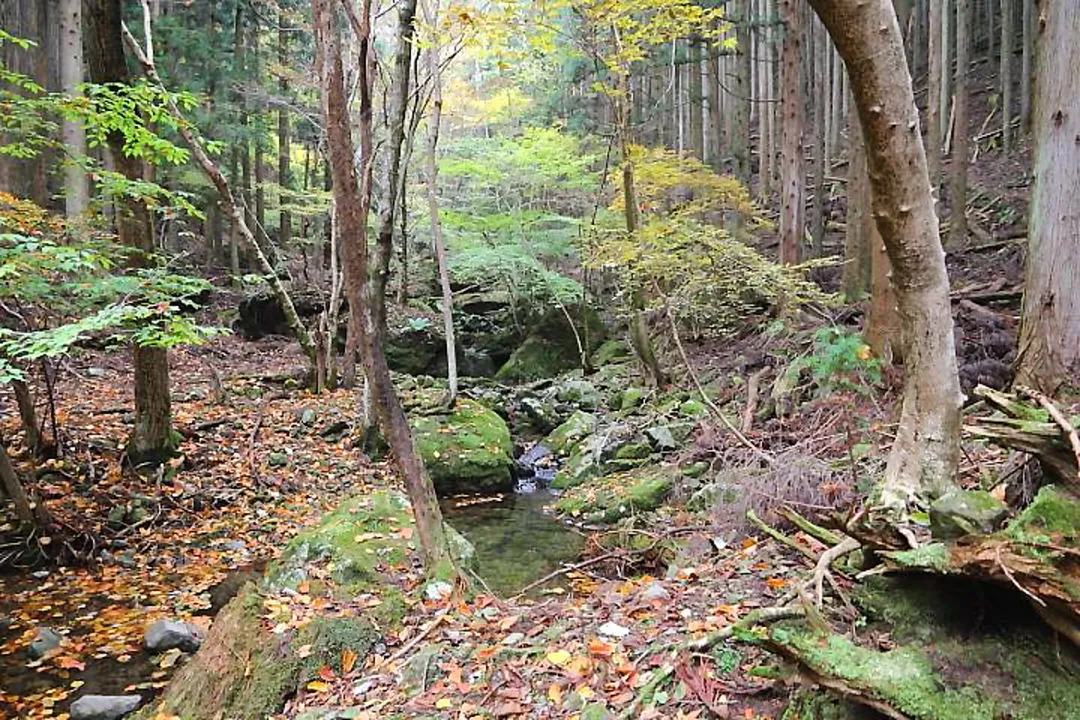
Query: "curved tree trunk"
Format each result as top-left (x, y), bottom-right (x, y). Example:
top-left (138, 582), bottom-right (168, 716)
top-left (1014, 0), bottom-right (1080, 395)
top-left (808, 0), bottom-right (962, 506)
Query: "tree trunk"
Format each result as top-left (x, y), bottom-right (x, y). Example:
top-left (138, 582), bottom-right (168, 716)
top-left (811, 16), bottom-right (827, 254)
top-left (1019, 0), bottom-right (1031, 131)
top-left (370, 0), bottom-right (418, 342)
top-left (1013, 0), bottom-right (1080, 395)
top-left (778, 0), bottom-right (805, 264)
top-left (927, 0), bottom-right (943, 191)
top-left (710, 40), bottom-right (724, 171)
top-left (948, 0), bottom-right (970, 249)
top-left (763, 0), bottom-right (777, 197)
top-left (733, 3), bottom-right (752, 182)
top-left (85, 0), bottom-right (175, 466)
top-left (842, 95), bottom-right (871, 300)
top-left (422, 10), bottom-right (458, 402)
top-left (1000, 0), bottom-right (1013, 151)
top-left (689, 37), bottom-right (705, 161)
top-left (0, 432), bottom-right (39, 528)
top-left (277, 13), bottom-right (292, 253)
top-left (808, 0), bottom-right (962, 506)
top-left (940, 0), bottom-right (951, 142)
top-left (312, 0), bottom-right (454, 571)
top-left (10, 380), bottom-right (43, 457)
top-left (59, 0), bottom-right (89, 216)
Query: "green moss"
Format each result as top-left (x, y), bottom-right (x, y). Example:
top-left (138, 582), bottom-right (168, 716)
top-left (591, 339), bottom-right (630, 366)
top-left (1007, 485), bottom-right (1080, 541)
top-left (295, 616), bottom-right (378, 677)
top-left (555, 464), bottom-right (674, 522)
top-left (613, 441), bottom-right (652, 461)
top-left (545, 410), bottom-right (598, 455)
top-left (495, 336), bottom-right (574, 382)
top-left (882, 542), bottom-right (951, 572)
top-left (620, 387), bottom-right (646, 410)
top-left (411, 399), bottom-right (514, 495)
top-left (770, 624), bottom-right (998, 720)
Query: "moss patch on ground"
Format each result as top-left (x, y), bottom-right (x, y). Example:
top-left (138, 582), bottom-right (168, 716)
top-left (555, 464), bottom-right (674, 523)
top-left (1006, 485), bottom-right (1080, 542)
top-left (410, 398), bottom-right (514, 495)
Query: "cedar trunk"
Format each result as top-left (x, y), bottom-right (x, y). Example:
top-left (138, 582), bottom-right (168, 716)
top-left (778, 0), bottom-right (805, 264)
top-left (808, 0), bottom-right (962, 505)
top-left (1013, 0), bottom-right (1080, 394)
top-left (948, 0), bottom-right (970, 249)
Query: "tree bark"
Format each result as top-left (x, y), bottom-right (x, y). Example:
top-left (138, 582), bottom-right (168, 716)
top-left (312, 0), bottom-right (454, 571)
top-left (370, 0), bottom-right (418, 343)
top-left (689, 37), bottom-right (705, 161)
top-left (808, 0), bottom-right (962, 506)
top-left (1019, 0), bottom-right (1031, 131)
top-left (842, 95), bottom-right (871, 300)
top-left (59, 0), bottom-right (89, 216)
top-left (1000, 0), bottom-right (1013, 151)
top-left (811, 15), bottom-right (827, 254)
top-left (778, 0), bottom-right (805, 264)
top-left (278, 10), bottom-right (292, 252)
top-left (948, 0), bottom-right (970, 249)
top-left (10, 380), bottom-right (43, 457)
top-left (0, 432), bottom-right (40, 528)
top-left (940, 0), bottom-right (951, 142)
top-left (1013, 0), bottom-right (1080, 395)
top-left (927, 0), bottom-right (943, 191)
top-left (85, 0), bottom-right (175, 466)
top-left (422, 2), bottom-right (458, 402)
top-left (733, 4), bottom-right (752, 182)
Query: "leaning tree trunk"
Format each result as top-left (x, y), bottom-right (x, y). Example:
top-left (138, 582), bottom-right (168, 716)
top-left (808, 0), bottom-right (962, 507)
top-left (0, 432), bottom-right (46, 529)
top-left (312, 0), bottom-right (454, 571)
top-left (1013, 0), bottom-right (1080, 395)
top-left (778, 0), bottom-right (805, 265)
top-left (85, 0), bottom-right (175, 466)
top-left (10, 380), bottom-right (43, 457)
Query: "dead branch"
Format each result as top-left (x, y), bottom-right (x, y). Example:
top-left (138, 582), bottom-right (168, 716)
top-left (1015, 384), bottom-right (1080, 482)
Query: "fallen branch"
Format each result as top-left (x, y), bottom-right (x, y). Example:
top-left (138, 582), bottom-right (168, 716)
top-left (1015, 384), bottom-right (1080, 483)
top-left (810, 536), bottom-right (861, 606)
top-left (619, 605), bottom-right (805, 719)
top-left (746, 509), bottom-right (816, 560)
top-left (779, 507), bottom-right (843, 546)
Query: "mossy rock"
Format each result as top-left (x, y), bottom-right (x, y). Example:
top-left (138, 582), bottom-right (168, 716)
top-left (494, 307), bottom-right (607, 383)
top-left (556, 379), bottom-right (603, 410)
top-left (590, 339), bottom-right (631, 367)
top-left (1006, 485), bottom-right (1080, 542)
top-left (619, 387), bottom-right (646, 411)
top-left (410, 398), bottom-right (514, 495)
top-left (551, 432), bottom-right (607, 490)
top-left (930, 489), bottom-right (1007, 539)
top-left (545, 410), bottom-right (598, 455)
top-left (555, 464), bottom-right (675, 523)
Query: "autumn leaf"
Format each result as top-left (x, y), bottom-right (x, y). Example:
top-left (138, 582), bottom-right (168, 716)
top-left (547, 683), bottom-right (564, 706)
top-left (317, 665), bottom-right (336, 681)
top-left (54, 656), bottom-right (86, 671)
top-left (587, 638), bottom-right (614, 657)
top-left (306, 680), bottom-right (331, 692)
top-left (765, 577), bottom-right (788, 590)
top-left (435, 697), bottom-right (454, 709)
top-left (341, 647), bottom-right (358, 674)
top-left (546, 649), bottom-right (571, 666)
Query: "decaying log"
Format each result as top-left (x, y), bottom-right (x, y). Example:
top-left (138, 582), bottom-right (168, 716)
top-left (966, 385), bottom-right (1080, 486)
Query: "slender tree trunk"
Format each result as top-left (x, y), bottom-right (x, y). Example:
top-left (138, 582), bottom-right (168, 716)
top-left (422, 10), bottom-right (457, 401)
top-left (733, 4), bottom-right (752, 182)
top-left (927, 0), bottom-right (943, 191)
top-left (370, 0), bottom-right (418, 342)
top-left (1019, 0), bottom-right (1031, 131)
top-left (11, 380), bottom-right (43, 457)
top-left (809, 0), bottom-right (962, 506)
top-left (763, 0), bottom-right (777, 197)
top-left (778, 0), bottom-right (805, 264)
top-left (278, 11), bottom-right (292, 251)
top-left (842, 95), bottom-right (871, 299)
top-left (59, 0), bottom-right (89, 216)
top-left (1000, 0), bottom-right (1013, 151)
top-left (811, 16), bottom-right (827, 254)
top-left (312, 0), bottom-right (453, 571)
top-left (948, 0), bottom-right (970, 249)
top-left (85, 0), bottom-right (175, 466)
top-left (940, 0), bottom-right (951, 141)
top-left (710, 41), bottom-right (724, 171)
top-left (689, 37), bottom-right (705, 161)
top-left (1014, 0), bottom-right (1080, 395)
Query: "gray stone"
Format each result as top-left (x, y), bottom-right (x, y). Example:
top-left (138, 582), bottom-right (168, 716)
top-left (29, 627), bottom-right (62, 658)
top-left (144, 619), bottom-right (203, 653)
top-left (69, 695), bottom-right (142, 720)
top-left (639, 582), bottom-right (671, 603)
top-left (645, 425), bottom-right (678, 452)
top-left (930, 490), bottom-right (1008, 539)
top-left (86, 367), bottom-right (107, 378)
top-left (268, 451), bottom-right (289, 467)
top-left (557, 380), bottom-right (602, 410)
top-left (544, 410), bottom-right (598, 455)
top-left (299, 408), bottom-right (317, 426)
top-left (501, 631), bottom-right (526, 646)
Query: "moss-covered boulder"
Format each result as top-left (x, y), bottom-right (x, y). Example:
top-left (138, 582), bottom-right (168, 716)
top-left (555, 465), bottom-right (675, 523)
top-left (930, 489), bottom-right (1008, 539)
top-left (590, 339), bottom-right (631, 367)
top-left (545, 410), bottom-right (598, 455)
top-left (410, 399), bottom-right (514, 495)
top-left (137, 491), bottom-right (449, 720)
top-left (494, 307), bottom-right (607, 383)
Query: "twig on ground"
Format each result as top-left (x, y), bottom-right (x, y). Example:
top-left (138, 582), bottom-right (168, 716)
top-left (1016, 384), bottom-right (1080, 481)
top-left (746, 509), bottom-right (816, 561)
top-left (995, 546), bottom-right (1046, 607)
top-left (810, 536), bottom-right (861, 606)
top-left (779, 507), bottom-right (842, 546)
top-left (618, 605), bottom-right (805, 719)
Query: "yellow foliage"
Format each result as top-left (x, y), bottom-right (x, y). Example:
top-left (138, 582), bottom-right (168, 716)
top-left (0, 192), bottom-right (63, 235)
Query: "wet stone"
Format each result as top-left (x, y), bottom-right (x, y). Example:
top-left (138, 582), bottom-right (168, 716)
top-left (144, 619), bottom-right (203, 653)
top-left (69, 694), bottom-right (142, 720)
top-left (29, 627), bottom-right (62, 659)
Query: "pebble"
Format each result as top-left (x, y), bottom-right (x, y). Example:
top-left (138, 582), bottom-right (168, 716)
top-left (502, 632), bottom-right (526, 646)
top-left (598, 621), bottom-right (630, 639)
top-left (639, 582), bottom-right (671, 603)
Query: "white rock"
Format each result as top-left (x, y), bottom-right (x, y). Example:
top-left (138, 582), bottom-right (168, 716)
top-left (69, 694), bottom-right (142, 720)
top-left (639, 582), bottom-right (671, 602)
top-left (424, 580), bottom-right (453, 601)
top-left (144, 619), bottom-right (203, 653)
top-left (598, 621), bottom-right (630, 638)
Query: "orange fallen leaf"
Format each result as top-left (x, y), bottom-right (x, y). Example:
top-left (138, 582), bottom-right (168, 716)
top-left (587, 639), bottom-right (614, 657)
top-left (306, 680), bottom-right (331, 692)
top-left (341, 648), bottom-right (358, 674)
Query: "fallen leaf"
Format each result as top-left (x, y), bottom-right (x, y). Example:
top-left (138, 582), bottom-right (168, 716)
top-left (342, 648), bottom-right (358, 673)
top-left (546, 649), bottom-right (572, 666)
